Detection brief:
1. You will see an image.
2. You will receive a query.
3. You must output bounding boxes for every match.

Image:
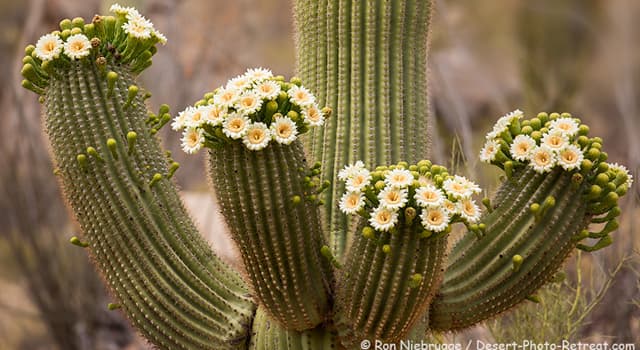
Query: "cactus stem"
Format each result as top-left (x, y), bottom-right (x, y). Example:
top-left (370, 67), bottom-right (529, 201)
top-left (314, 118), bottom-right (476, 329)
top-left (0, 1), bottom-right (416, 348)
top-left (526, 295), bottom-right (541, 303)
top-left (577, 235), bottom-right (613, 252)
top-left (482, 197), bottom-right (493, 213)
top-left (167, 161), bottom-right (180, 179)
top-left (149, 173), bottom-right (162, 188)
top-left (126, 131), bottom-right (137, 154)
top-left (321, 245), bottom-right (342, 269)
top-left (107, 138), bottom-right (118, 160)
top-left (86, 146), bottom-right (104, 163)
top-left (76, 154), bottom-right (87, 169)
top-left (106, 71), bottom-right (118, 96)
top-left (69, 236), bottom-right (89, 247)
top-left (511, 255), bottom-right (523, 272)
top-left (124, 85), bottom-right (139, 109)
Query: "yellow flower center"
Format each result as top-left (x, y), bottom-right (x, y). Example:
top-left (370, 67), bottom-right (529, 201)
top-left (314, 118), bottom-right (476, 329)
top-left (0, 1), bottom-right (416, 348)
top-left (345, 194), bottom-right (360, 208)
top-left (561, 150), bottom-right (577, 163)
top-left (546, 135), bottom-right (564, 148)
top-left (186, 132), bottom-right (199, 146)
top-left (462, 200), bottom-right (476, 216)
top-left (306, 107), bottom-right (321, 121)
top-left (70, 41), bottom-right (85, 52)
top-left (376, 210), bottom-right (392, 224)
top-left (277, 123), bottom-right (292, 138)
top-left (241, 97), bottom-right (256, 108)
top-left (534, 151), bottom-right (551, 165)
top-left (427, 210), bottom-right (444, 225)
top-left (229, 118), bottom-right (245, 132)
top-left (385, 191), bottom-right (401, 204)
top-left (516, 142), bottom-right (531, 154)
top-left (44, 41), bottom-right (56, 53)
top-left (247, 128), bottom-right (265, 144)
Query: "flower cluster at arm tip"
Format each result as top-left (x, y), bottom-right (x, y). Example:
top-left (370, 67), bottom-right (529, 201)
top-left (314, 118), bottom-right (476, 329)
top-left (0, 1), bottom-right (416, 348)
top-left (480, 109), bottom-right (633, 251)
top-left (22, 4), bottom-right (166, 95)
top-left (173, 68), bottom-right (331, 154)
top-left (338, 160), bottom-right (483, 246)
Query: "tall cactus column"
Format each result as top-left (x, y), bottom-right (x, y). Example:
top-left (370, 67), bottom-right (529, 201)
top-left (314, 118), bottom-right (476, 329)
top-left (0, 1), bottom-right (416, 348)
top-left (294, 0), bottom-right (434, 257)
top-left (22, 9), bottom-right (255, 349)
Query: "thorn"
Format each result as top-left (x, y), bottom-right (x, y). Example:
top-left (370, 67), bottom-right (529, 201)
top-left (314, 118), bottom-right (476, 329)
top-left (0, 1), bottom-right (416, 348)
top-left (512, 254), bottom-right (523, 272)
top-left (127, 131), bottom-right (137, 154)
top-left (86, 147), bottom-right (104, 162)
top-left (167, 162), bottom-right (180, 178)
top-left (149, 173), bottom-right (162, 188)
top-left (106, 71), bottom-right (118, 96)
top-left (106, 138), bottom-right (118, 159)
top-left (107, 303), bottom-right (121, 310)
top-left (408, 274), bottom-right (423, 288)
top-left (69, 236), bottom-right (89, 247)
top-left (320, 245), bottom-right (342, 269)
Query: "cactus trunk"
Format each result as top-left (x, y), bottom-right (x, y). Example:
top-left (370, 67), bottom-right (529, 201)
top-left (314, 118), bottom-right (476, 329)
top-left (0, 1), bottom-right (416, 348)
top-left (208, 141), bottom-right (334, 330)
top-left (249, 307), bottom-right (338, 350)
top-left (44, 61), bottom-right (255, 349)
top-left (294, 0), bottom-right (434, 257)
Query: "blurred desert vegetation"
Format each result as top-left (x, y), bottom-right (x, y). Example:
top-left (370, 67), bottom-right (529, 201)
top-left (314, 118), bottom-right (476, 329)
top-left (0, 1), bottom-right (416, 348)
top-left (0, 0), bottom-right (637, 349)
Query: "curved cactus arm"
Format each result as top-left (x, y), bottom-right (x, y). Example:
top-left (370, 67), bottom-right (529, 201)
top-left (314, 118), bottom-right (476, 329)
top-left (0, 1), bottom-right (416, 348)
top-left (249, 307), bottom-right (338, 350)
top-left (22, 9), bottom-right (255, 349)
top-left (293, 0), bottom-right (434, 258)
top-left (208, 141), bottom-right (334, 331)
top-left (429, 111), bottom-right (631, 331)
top-left (176, 73), bottom-right (335, 331)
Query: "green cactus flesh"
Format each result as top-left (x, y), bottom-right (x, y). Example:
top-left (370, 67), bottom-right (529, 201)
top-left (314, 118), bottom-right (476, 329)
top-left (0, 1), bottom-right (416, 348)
top-left (208, 141), bottom-right (333, 331)
top-left (41, 60), bottom-right (255, 349)
top-left (336, 221), bottom-right (447, 346)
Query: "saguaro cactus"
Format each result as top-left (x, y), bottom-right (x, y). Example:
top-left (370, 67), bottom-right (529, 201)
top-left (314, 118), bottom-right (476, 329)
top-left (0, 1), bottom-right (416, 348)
top-left (21, 3), bottom-right (631, 350)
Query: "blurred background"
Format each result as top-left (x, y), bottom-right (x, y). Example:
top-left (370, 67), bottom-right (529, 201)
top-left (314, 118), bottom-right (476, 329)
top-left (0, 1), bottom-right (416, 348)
top-left (0, 0), bottom-right (638, 349)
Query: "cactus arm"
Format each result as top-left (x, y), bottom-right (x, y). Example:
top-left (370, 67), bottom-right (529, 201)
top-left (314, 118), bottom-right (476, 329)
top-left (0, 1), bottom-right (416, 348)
top-left (23, 12), bottom-right (256, 349)
top-left (294, 0), bottom-right (434, 257)
top-left (429, 112), bottom-right (630, 331)
top-left (208, 141), bottom-right (334, 331)
top-left (336, 222), bottom-right (447, 346)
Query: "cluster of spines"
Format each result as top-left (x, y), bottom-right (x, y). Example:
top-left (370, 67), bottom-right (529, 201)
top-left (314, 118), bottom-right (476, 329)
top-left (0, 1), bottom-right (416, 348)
top-left (172, 68), bottom-right (331, 153)
top-left (21, 4), bottom-right (165, 95)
